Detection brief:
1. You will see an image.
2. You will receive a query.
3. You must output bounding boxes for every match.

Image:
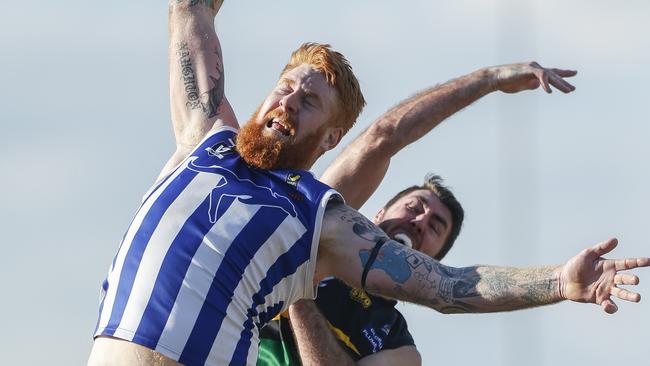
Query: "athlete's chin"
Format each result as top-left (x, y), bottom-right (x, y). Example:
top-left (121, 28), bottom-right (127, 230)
top-left (237, 115), bottom-right (323, 171)
top-left (236, 125), bottom-right (305, 170)
top-left (237, 137), bottom-right (282, 170)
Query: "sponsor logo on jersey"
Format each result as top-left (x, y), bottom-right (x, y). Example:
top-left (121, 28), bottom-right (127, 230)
top-left (361, 327), bottom-right (384, 353)
top-left (286, 173), bottom-right (302, 187)
top-left (206, 138), bottom-right (235, 159)
top-left (381, 323), bottom-right (391, 335)
top-left (349, 287), bottom-right (372, 308)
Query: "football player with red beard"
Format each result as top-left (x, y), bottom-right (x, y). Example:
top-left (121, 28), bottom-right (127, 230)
top-left (88, 2), bottom-right (650, 366)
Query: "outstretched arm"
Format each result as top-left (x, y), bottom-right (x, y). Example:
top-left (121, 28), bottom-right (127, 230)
top-left (321, 63), bottom-right (576, 209)
top-left (160, 0), bottom-right (238, 179)
top-left (316, 202), bottom-right (649, 314)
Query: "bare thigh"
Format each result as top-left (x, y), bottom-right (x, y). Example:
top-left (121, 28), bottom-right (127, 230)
top-left (87, 336), bottom-right (184, 366)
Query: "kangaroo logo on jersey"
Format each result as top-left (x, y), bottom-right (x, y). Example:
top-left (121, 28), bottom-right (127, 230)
top-left (188, 158), bottom-right (297, 223)
top-left (286, 173), bottom-right (302, 188)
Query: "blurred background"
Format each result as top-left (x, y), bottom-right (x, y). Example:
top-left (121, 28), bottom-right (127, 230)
top-left (1, 0), bottom-right (648, 364)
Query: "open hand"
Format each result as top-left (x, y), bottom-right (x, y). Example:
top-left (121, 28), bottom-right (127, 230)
top-left (560, 238), bottom-right (650, 314)
top-left (491, 62), bottom-right (577, 94)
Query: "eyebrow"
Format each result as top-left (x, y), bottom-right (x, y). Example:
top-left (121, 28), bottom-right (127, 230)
top-left (279, 77), bottom-right (324, 107)
top-left (278, 77), bottom-right (294, 87)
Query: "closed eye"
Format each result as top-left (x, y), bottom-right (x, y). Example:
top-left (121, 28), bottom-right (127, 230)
top-left (277, 86), bottom-right (292, 94)
top-left (304, 94), bottom-right (321, 109)
top-left (430, 214), bottom-right (448, 235)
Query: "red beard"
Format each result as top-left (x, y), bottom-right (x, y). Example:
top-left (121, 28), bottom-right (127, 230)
top-left (236, 108), bottom-right (328, 170)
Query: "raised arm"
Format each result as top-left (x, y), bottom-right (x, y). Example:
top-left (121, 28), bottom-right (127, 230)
top-left (321, 63), bottom-right (577, 209)
top-left (316, 202), bottom-right (649, 314)
top-left (160, 0), bottom-right (238, 179)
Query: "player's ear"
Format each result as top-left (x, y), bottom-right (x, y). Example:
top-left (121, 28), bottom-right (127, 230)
top-left (320, 127), bottom-right (343, 152)
top-left (373, 208), bottom-right (385, 224)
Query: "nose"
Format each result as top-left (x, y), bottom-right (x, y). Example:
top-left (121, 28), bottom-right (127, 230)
top-left (410, 214), bottom-right (427, 236)
top-left (279, 91), bottom-right (299, 116)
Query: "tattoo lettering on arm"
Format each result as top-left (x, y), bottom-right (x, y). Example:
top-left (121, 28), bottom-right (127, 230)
top-left (176, 43), bottom-right (225, 118)
top-left (177, 42), bottom-right (201, 110)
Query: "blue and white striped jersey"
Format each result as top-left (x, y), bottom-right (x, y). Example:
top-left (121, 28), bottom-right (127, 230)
top-left (94, 127), bottom-right (341, 366)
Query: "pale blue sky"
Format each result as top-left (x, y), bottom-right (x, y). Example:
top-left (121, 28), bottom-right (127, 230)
top-left (1, 1), bottom-right (648, 365)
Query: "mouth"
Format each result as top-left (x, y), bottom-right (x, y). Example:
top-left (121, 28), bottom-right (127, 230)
top-left (266, 117), bottom-right (293, 137)
top-left (393, 233), bottom-right (413, 249)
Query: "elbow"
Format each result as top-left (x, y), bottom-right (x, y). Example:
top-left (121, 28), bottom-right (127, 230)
top-left (413, 351), bottom-right (423, 366)
top-left (435, 304), bottom-right (473, 315)
top-left (361, 121), bottom-right (401, 156)
top-left (437, 307), bottom-right (457, 315)
top-left (428, 297), bottom-right (473, 315)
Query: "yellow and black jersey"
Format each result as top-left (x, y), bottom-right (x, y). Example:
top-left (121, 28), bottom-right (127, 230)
top-left (257, 278), bottom-right (415, 365)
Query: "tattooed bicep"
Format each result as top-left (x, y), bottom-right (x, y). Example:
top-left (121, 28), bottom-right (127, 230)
top-left (325, 201), bottom-right (388, 242)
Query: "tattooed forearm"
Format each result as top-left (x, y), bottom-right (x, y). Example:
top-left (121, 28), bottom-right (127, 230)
top-left (176, 42), bottom-right (225, 118)
top-left (200, 75), bottom-right (224, 118)
top-left (516, 267), bottom-right (561, 304)
top-left (199, 45), bottom-right (225, 118)
top-left (359, 241), bottom-right (562, 314)
top-left (470, 266), bottom-right (561, 307)
top-left (177, 42), bottom-right (201, 109)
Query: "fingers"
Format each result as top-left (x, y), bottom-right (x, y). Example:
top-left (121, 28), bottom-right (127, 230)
top-left (592, 238), bottom-right (618, 257)
top-left (614, 257), bottom-right (650, 271)
top-left (551, 68), bottom-right (578, 78)
top-left (530, 61), bottom-right (578, 93)
top-left (615, 273), bottom-right (640, 285)
top-left (530, 63), bottom-right (576, 93)
top-left (548, 73), bottom-right (576, 93)
top-left (611, 286), bottom-right (641, 303)
top-left (600, 298), bottom-right (618, 314)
